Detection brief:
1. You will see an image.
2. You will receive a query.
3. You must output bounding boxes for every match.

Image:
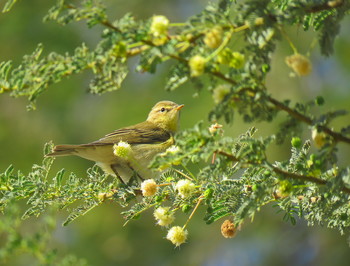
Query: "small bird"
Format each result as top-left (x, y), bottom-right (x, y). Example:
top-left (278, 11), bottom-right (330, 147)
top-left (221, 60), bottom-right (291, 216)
top-left (47, 101), bottom-right (184, 184)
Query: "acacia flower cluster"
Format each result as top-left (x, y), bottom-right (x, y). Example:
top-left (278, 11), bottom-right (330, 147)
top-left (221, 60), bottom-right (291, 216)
top-left (113, 141), bottom-right (132, 158)
top-left (166, 226), bottom-right (188, 247)
top-left (176, 179), bottom-right (196, 198)
top-left (165, 145), bottom-right (180, 154)
top-left (153, 206), bottom-right (175, 226)
top-left (217, 48), bottom-right (245, 69)
top-left (141, 179), bottom-right (158, 196)
top-left (285, 53), bottom-right (312, 76)
top-left (204, 26), bottom-right (223, 49)
top-left (150, 15), bottom-right (169, 36)
top-left (150, 15), bottom-right (169, 45)
top-left (209, 123), bottom-right (223, 135)
top-left (212, 84), bottom-right (231, 104)
top-left (312, 128), bottom-right (327, 149)
top-left (189, 55), bottom-right (206, 77)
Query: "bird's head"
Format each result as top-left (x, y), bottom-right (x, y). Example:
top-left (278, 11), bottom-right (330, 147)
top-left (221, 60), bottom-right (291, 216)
top-left (147, 101), bottom-right (184, 133)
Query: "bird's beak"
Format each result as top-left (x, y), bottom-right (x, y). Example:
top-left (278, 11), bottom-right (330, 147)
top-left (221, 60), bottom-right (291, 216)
top-left (176, 104), bottom-right (184, 111)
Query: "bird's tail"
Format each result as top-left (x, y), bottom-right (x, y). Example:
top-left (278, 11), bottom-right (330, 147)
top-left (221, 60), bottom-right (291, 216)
top-left (46, 144), bottom-right (80, 157)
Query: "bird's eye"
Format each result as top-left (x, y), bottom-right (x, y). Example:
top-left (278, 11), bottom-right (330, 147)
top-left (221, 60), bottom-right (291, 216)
top-left (160, 107), bottom-right (166, 112)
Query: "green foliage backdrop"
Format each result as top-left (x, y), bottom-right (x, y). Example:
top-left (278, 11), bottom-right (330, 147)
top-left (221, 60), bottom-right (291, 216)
top-left (1, 0), bottom-right (350, 265)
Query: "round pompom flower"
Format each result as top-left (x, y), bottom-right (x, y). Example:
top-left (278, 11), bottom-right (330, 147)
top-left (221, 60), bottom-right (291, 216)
top-left (166, 226), bottom-right (188, 246)
top-left (154, 206), bottom-right (175, 226)
top-left (189, 55), bottom-right (206, 77)
top-left (285, 54), bottom-right (312, 76)
top-left (113, 141), bottom-right (132, 158)
top-left (176, 179), bottom-right (196, 198)
top-left (141, 179), bottom-right (158, 197)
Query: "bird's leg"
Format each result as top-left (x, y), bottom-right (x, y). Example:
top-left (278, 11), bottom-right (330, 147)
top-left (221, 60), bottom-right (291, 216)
top-left (110, 164), bottom-right (126, 185)
top-left (126, 162), bottom-right (145, 182)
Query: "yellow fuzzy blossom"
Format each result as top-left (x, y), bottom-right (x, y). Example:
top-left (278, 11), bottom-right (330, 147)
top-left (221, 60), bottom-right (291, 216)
top-left (141, 179), bottom-right (158, 196)
top-left (285, 54), bottom-right (312, 76)
top-left (165, 145), bottom-right (180, 154)
top-left (230, 52), bottom-right (245, 69)
top-left (255, 17), bottom-right (264, 25)
top-left (166, 226), bottom-right (188, 246)
top-left (212, 84), bottom-right (231, 104)
top-left (204, 26), bottom-right (223, 49)
top-left (150, 15), bottom-right (169, 36)
top-left (209, 123), bottom-right (223, 135)
top-left (312, 128), bottom-right (327, 149)
top-left (154, 206), bottom-right (175, 226)
top-left (217, 48), bottom-right (245, 69)
top-left (113, 141), bottom-right (132, 158)
top-left (189, 55), bottom-right (206, 77)
top-left (176, 179), bottom-right (196, 198)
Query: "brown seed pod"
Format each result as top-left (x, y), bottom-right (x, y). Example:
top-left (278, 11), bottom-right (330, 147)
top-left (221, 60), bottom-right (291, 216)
top-left (221, 219), bottom-right (237, 238)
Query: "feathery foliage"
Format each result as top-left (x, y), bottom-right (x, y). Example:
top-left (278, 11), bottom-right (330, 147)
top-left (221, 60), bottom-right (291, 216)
top-left (1, 0), bottom-right (350, 261)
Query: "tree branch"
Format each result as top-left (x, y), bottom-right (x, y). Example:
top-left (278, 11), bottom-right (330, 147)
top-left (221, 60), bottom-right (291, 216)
top-left (101, 20), bottom-right (122, 33)
top-left (216, 151), bottom-right (350, 195)
top-left (209, 73), bottom-right (350, 145)
top-left (306, 0), bottom-right (344, 13)
top-left (267, 96), bottom-right (350, 144)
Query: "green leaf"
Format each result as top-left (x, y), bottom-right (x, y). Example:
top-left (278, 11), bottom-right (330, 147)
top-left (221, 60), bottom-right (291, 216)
top-left (54, 169), bottom-right (65, 188)
top-left (63, 200), bottom-right (100, 226)
top-left (165, 64), bottom-right (189, 91)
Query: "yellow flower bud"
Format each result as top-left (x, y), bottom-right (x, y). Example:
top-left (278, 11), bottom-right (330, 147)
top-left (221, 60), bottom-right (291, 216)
top-left (217, 49), bottom-right (245, 69)
top-left (166, 226), bottom-right (188, 246)
top-left (229, 52), bottom-right (245, 69)
top-left (312, 128), bottom-right (327, 149)
top-left (208, 123), bottom-right (223, 135)
top-left (217, 47), bottom-right (232, 65)
top-left (204, 27), bottom-right (223, 49)
top-left (310, 196), bottom-right (319, 203)
top-left (285, 54), bottom-right (312, 76)
top-left (255, 17), bottom-right (264, 26)
top-left (274, 180), bottom-right (292, 199)
top-left (188, 55), bottom-right (206, 77)
top-left (97, 192), bottom-right (114, 201)
top-left (141, 179), bottom-right (158, 196)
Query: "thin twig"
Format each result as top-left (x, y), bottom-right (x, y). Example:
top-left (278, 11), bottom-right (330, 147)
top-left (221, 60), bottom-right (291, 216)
top-left (208, 72), bottom-right (350, 144)
top-left (266, 95), bottom-right (350, 144)
top-left (306, 0), bottom-right (344, 13)
top-left (101, 20), bottom-right (122, 33)
top-left (216, 150), bottom-right (350, 195)
top-left (173, 169), bottom-right (194, 181)
top-left (183, 196), bottom-right (204, 229)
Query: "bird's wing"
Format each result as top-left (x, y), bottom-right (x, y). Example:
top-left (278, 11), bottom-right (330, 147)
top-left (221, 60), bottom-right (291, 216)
top-left (82, 122), bottom-right (171, 147)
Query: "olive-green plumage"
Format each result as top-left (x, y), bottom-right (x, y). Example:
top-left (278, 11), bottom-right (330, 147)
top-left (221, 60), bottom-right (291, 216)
top-left (47, 101), bottom-right (184, 183)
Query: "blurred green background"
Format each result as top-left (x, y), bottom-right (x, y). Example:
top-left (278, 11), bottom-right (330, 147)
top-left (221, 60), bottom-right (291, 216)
top-left (1, 0), bottom-right (350, 265)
